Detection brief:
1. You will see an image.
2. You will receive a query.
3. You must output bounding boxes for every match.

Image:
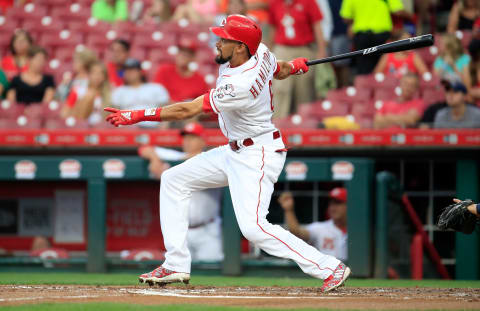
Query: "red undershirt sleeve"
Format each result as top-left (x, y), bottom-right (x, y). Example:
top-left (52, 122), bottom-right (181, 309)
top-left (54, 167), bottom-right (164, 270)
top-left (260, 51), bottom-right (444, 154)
top-left (202, 90), bottom-right (215, 113)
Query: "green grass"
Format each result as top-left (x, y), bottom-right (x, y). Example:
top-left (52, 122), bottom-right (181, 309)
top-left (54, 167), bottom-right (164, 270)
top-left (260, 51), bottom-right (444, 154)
top-left (0, 272), bottom-right (479, 288)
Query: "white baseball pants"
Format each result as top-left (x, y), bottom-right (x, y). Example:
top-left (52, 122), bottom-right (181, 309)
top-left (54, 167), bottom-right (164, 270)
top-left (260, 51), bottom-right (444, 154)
top-left (159, 138), bottom-right (340, 279)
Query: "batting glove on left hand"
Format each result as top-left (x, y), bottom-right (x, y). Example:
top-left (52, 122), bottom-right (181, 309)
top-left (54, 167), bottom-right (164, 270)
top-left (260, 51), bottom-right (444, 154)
top-left (104, 107), bottom-right (142, 127)
top-left (289, 58), bottom-right (309, 75)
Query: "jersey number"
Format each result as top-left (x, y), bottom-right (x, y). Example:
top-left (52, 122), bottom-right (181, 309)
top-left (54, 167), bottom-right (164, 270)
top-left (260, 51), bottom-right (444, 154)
top-left (268, 80), bottom-right (274, 111)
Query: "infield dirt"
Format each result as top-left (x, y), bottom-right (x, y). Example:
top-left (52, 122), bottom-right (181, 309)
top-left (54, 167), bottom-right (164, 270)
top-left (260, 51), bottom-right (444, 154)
top-left (1, 285), bottom-right (480, 309)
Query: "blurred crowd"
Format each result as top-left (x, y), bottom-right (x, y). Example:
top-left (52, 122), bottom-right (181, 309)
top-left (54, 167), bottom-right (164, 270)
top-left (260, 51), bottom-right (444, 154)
top-left (0, 0), bottom-right (480, 130)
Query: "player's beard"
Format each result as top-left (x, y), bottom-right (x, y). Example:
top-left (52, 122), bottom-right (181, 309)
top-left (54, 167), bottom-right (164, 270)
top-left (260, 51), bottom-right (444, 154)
top-left (215, 50), bottom-right (233, 64)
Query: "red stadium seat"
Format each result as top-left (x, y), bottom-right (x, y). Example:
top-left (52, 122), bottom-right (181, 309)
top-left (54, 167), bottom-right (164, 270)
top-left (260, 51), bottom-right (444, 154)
top-left (419, 72), bottom-right (441, 90)
top-left (11, 114), bottom-right (43, 129)
top-left (113, 21), bottom-right (157, 36)
top-left (23, 103), bottom-right (44, 119)
top-left (86, 32), bottom-right (130, 52)
top-left (42, 100), bottom-right (62, 118)
top-left (130, 47), bottom-right (147, 61)
top-left (351, 101), bottom-right (375, 117)
top-left (147, 48), bottom-right (175, 64)
top-left (22, 17), bottom-right (65, 36)
top-left (6, 3), bottom-right (48, 23)
top-left (39, 30), bottom-right (83, 50)
top-left (273, 115), bottom-right (319, 129)
top-left (374, 88), bottom-right (398, 102)
top-left (51, 4), bottom-right (90, 22)
top-left (309, 100), bottom-right (350, 120)
top-left (416, 46), bottom-right (438, 69)
top-left (44, 116), bottom-right (90, 129)
top-left (326, 87), bottom-right (372, 105)
top-left (0, 16), bottom-right (20, 34)
top-left (0, 101), bottom-right (25, 118)
top-left (68, 19), bottom-right (112, 35)
top-left (132, 32), bottom-right (176, 49)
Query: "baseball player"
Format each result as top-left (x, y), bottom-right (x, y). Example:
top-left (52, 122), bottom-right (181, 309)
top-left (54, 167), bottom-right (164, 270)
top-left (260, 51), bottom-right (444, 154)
top-left (138, 122), bottom-right (224, 262)
top-left (104, 14), bottom-right (350, 292)
top-left (278, 188), bottom-right (348, 262)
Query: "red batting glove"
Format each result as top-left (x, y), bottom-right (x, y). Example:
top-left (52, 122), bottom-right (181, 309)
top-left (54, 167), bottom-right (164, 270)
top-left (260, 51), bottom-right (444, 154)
top-left (288, 57), bottom-right (309, 75)
top-left (104, 107), bottom-right (142, 127)
top-left (104, 107), bottom-right (163, 127)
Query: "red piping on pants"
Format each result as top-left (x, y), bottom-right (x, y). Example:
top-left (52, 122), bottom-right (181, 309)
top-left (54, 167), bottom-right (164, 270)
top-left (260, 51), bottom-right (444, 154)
top-left (255, 146), bottom-right (334, 274)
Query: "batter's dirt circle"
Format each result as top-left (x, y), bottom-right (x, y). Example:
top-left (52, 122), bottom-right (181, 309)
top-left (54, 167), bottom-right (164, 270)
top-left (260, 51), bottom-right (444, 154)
top-left (1, 285), bottom-right (479, 309)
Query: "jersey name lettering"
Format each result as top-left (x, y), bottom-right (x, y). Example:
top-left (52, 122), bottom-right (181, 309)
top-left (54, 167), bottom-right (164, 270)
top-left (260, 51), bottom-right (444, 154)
top-left (249, 51), bottom-right (273, 99)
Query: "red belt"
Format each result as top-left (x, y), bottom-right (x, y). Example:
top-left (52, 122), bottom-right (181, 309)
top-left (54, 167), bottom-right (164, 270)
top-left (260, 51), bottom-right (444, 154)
top-left (229, 131), bottom-right (281, 151)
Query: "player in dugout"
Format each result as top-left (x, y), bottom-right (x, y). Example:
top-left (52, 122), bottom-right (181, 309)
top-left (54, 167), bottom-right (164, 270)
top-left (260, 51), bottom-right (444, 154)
top-left (278, 188), bottom-right (348, 262)
top-left (138, 122), bottom-right (224, 262)
top-left (104, 14), bottom-right (350, 292)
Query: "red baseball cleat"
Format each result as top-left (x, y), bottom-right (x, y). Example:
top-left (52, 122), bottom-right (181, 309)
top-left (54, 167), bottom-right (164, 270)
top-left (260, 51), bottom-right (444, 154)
top-left (139, 266), bottom-right (190, 286)
top-left (321, 262), bottom-right (351, 292)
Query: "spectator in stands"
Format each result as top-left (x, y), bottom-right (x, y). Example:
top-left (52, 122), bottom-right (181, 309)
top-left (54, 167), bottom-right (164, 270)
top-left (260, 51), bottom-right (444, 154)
top-left (373, 73), bottom-right (424, 129)
top-left (269, 0), bottom-right (327, 118)
top-left (418, 81), bottom-right (449, 129)
top-left (447, 0), bottom-right (480, 34)
top-left (278, 188), bottom-right (348, 262)
top-left (6, 46), bottom-right (55, 105)
top-left (112, 58), bottom-right (170, 128)
top-left (327, 0), bottom-right (351, 88)
top-left (467, 38), bottom-right (480, 100)
top-left (142, 0), bottom-right (172, 23)
top-left (434, 34), bottom-right (471, 85)
top-left (56, 48), bottom-right (98, 102)
top-left (92, 0), bottom-right (128, 23)
top-left (153, 39), bottom-right (208, 102)
top-left (62, 61), bottom-right (111, 126)
top-left (374, 31), bottom-right (429, 78)
top-left (107, 39), bottom-right (130, 87)
top-left (0, 69), bottom-right (8, 99)
top-left (340, 0), bottom-right (407, 75)
top-left (1, 29), bottom-right (33, 80)
top-left (433, 80), bottom-right (480, 128)
top-left (245, 0), bottom-right (268, 24)
top-left (172, 0), bottom-right (218, 24)
top-left (138, 123), bottom-right (224, 261)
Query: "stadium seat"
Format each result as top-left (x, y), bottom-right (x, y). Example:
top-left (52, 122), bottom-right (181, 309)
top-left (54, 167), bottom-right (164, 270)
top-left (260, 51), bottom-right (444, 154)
top-left (351, 101), bottom-right (375, 117)
top-left (147, 48), bottom-right (175, 64)
top-left (5, 3), bottom-right (48, 23)
top-left (113, 21), bottom-right (156, 35)
top-left (272, 115), bottom-right (319, 129)
top-left (0, 101), bottom-right (25, 119)
top-left (42, 100), bottom-right (62, 119)
top-left (0, 16), bottom-right (20, 34)
top-left (86, 32), bottom-right (129, 52)
top-left (132, 32), bottom-right (176, 49)
top-left (11, 114), bottom-right (43, 129)
top-left (39, 30), bottom-right (83, 50)
top-left (419, 72), bottom-right (441, 90)
top-left (416, 46), bottom-right (438, 69)
top-left (30, 248), bottom-right (69, 259)
top-left (130, 47), bottom-right (147, 61)
top-left (326, 87), bottom-right (372, 105)
top-left (23, 103), bottom-right (44, 119)
top-left (22, 17), bottom-right (65, 36)
top-left (374, 88), bottom-right (398, 102)
top-left (309, 100), bottom-right (349, 120)
top-left (44, 116), bottom-right (90, 129)
top-left (68, 19), bottom-right (112, 35)
top-left (50, 4), bottom-right (90, 22)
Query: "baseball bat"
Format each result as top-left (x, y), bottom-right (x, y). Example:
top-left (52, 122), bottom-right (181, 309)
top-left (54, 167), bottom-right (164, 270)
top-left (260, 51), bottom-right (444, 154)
top-left (306, 34), bottom-right (434, 66)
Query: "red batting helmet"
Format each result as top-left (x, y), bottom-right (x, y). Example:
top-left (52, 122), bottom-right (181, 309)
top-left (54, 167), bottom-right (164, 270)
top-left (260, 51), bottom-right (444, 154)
top-left (210, 14), bottom-right (262, 55)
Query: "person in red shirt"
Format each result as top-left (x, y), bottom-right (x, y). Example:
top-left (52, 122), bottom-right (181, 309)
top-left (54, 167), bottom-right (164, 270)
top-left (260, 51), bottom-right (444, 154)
top-left (374, 32), bottom-right (428, 78)
top-left (1, 29), bottom-right (33, 80)
top-left (153, 39), bottom-right (208, 102)
top-left (373, 73), bottom-right (425, 129)
top-left (268, 0), bottom-right (327, 118)
top-left (106, 39), bottom-right (130, 87)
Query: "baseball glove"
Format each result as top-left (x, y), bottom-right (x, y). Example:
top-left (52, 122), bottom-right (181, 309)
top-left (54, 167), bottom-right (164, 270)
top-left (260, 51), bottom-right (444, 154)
top-left (437, 199), bottom-right (477, 234)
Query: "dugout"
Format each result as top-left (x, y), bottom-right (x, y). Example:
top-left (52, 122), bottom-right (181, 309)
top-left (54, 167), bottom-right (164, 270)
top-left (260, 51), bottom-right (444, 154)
top-left (0, 129), bottom-right (478, 279)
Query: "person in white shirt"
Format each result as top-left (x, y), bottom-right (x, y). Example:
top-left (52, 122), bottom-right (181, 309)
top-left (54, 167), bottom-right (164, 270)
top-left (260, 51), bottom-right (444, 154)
top-left (278, 188), bottom-right (348, 262)
top-left (111, 58), bottom-right (170, 128)
top-left (138, 122), bottom-right (223, 262)
top-left (104, 14), bottom-right (350, 292)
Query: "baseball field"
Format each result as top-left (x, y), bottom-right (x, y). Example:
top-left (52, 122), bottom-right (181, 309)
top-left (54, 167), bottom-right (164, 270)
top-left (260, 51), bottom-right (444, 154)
top-left (0, 272), bottom-right (479, 310)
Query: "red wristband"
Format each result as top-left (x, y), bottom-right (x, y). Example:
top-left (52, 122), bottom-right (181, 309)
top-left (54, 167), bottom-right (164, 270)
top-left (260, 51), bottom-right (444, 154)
top-left (136, 107), bottom-right (162, 122)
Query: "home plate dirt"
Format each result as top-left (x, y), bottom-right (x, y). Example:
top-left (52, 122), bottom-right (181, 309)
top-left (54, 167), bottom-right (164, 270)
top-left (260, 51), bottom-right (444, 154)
top-left (1, 285), bottom-right (479, 309)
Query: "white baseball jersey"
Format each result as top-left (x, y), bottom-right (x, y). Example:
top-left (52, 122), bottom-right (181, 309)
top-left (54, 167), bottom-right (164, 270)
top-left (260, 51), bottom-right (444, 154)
top-left (204, 43), bottom-right (278, 140)
top-left (306, 220), bottom-right (348, 262)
